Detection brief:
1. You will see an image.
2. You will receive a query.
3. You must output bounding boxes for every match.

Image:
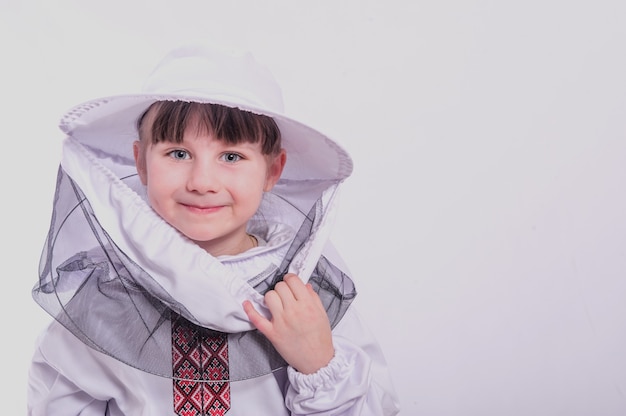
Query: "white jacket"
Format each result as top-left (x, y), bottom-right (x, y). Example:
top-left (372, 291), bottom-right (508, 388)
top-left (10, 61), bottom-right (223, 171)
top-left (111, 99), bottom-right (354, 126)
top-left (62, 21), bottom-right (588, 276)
top-left (27, 45), bottom-right (400, 415)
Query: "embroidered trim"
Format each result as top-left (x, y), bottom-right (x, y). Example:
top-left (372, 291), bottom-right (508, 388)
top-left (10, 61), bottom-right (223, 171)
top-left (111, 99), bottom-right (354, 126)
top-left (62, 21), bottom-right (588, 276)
top-left (172, 315), bottom-right (230, 415)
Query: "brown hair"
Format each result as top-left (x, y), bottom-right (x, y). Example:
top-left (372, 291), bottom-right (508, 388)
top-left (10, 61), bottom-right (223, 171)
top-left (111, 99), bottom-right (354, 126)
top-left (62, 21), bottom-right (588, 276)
top-left (136, 101), bottom-right (282, 156)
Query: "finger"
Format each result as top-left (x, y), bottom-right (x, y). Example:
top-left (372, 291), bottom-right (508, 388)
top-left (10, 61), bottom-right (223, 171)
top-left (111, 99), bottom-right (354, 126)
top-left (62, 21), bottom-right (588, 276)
top-left (272, 280), bottom-right (296, 306)
top-left (264, 288), bottom-right (286, 313)
top-left (306, 282), bottom-right (328, 313)
top-left (283, 274), bottom-right (310, 301)
top-left (242, 300), bottom-right (273, 335)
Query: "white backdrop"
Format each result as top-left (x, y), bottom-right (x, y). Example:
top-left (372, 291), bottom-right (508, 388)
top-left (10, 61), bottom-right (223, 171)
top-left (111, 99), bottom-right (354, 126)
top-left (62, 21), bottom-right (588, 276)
top-left (2, 1), bottom-right (626, 415)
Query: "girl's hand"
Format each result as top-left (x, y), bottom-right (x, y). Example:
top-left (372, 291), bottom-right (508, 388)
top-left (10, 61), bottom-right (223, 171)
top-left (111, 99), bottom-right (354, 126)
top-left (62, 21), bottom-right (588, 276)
top-left (243, 273), bottom-right (334, 374)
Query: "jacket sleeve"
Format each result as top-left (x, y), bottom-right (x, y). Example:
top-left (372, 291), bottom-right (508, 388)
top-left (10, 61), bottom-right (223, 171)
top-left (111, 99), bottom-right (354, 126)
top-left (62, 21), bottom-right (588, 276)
top-left (27, 339), bottom-right (109, 416)
top-left (27, 322), bottom-right (133, 416)
top-left (284, 305), bottom-right (400, 415)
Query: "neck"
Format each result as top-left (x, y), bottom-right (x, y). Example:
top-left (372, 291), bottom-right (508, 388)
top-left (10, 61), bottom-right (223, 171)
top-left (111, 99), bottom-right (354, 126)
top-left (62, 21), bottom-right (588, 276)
top-left (195, 233), bottom-right (257, 257)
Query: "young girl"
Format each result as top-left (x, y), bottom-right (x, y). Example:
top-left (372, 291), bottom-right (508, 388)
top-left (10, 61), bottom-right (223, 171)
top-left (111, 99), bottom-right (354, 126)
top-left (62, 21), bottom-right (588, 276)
top-left (28, 44), bottom-right (400, 415)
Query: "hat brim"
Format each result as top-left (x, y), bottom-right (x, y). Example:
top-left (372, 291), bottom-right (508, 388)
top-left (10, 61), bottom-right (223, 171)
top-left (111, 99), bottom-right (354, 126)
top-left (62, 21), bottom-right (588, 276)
top-left (60, 94), bottom-right (353, 183)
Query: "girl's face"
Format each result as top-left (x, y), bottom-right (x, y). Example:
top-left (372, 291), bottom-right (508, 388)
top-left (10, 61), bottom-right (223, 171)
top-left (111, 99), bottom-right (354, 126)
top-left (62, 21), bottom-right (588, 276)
top-left (134, 126), bottom-right (285, 257)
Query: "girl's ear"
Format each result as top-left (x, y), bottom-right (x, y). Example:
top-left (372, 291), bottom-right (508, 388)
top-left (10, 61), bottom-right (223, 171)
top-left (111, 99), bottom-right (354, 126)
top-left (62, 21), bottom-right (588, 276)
top-left (133, 140), bottom-right (148, 185)
top-left (264, 149), bottom-right (287, 192)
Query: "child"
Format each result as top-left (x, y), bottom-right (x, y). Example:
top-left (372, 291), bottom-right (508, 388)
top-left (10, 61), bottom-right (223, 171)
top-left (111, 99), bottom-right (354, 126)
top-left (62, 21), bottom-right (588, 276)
top-left (28, 44), bottom-right (400, 415)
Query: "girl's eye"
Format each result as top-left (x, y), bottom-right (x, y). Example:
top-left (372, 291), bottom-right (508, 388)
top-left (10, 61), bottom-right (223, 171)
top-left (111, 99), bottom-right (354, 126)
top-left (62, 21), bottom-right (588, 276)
top-left (221, 152), bottom-right (242, 163)
top-left (168, 149), bottom-right (190, 160)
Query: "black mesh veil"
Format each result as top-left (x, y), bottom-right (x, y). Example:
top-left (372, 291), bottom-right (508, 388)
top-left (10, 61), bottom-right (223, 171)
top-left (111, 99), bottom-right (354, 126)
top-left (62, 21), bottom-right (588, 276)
top-left (33, 167), bottom-right (357, 382)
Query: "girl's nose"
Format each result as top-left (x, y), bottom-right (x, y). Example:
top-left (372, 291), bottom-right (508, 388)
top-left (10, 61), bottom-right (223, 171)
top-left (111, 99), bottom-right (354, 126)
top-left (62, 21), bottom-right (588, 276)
top-left (186, 161), bottom-right (220, 193)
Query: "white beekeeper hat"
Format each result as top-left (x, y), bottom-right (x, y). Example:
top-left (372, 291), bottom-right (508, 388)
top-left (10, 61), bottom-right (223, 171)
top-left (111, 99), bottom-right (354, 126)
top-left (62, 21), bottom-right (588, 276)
top-left (59, 43), bottom-right (353, 183)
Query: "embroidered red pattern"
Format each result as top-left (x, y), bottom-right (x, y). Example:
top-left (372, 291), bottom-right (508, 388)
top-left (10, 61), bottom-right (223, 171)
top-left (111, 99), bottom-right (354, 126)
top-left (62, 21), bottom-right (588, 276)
top-left (172, 316), bottom-right (230, 416)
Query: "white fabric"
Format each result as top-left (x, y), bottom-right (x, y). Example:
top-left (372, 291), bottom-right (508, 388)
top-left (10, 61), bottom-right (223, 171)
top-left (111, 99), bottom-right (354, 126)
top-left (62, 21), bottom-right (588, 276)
top-left (28, 305), bottom-right (400, 415)
top-left (60, 44), bottom-right (353, 184)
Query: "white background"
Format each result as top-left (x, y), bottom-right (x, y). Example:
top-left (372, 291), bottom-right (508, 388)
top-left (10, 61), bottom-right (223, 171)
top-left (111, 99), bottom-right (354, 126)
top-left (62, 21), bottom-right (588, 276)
top-left (2, 1), bottom-right (626, 415)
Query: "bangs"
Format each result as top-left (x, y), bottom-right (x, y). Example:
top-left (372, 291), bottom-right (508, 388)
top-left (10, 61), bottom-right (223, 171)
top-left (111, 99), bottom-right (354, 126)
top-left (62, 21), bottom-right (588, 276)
top-left (137, 101), bottom-right (282, 155)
